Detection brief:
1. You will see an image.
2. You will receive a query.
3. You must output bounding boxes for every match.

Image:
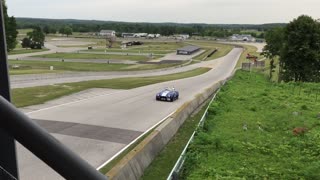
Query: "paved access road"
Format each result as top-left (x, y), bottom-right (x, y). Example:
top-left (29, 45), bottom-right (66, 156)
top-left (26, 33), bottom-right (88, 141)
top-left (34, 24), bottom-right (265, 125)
top-left (8, 43), bottom-right (87, 60)
top-left (17, 48), bottom-right (242, 179)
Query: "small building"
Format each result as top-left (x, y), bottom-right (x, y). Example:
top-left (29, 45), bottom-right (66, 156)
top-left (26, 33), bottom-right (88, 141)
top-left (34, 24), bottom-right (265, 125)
top-left (175, 34), bottom-right (190, 40)
top-left (133, 33), bottom-right (148, 38)
top-left (147, 34), bottom-right (161, 38)
top-left (177, 46), bottom-right (200, 55)
top-left (99, 30), bottom-right (116, 37)
top-left (122, 33), bottom-right (135, 38)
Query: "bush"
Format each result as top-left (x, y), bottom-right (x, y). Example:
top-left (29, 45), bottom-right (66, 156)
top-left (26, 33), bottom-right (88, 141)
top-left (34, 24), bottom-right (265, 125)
top-left (301, 105), bottom-right (308, 110)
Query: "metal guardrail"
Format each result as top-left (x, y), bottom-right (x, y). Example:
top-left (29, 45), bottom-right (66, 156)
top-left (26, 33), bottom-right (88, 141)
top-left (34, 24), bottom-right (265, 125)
top-left (0, 96), bottom-right (107, 180)
top-left (167, 87), bottom-right (222, 180)
top-left (166, 61), bottom-right (241, 180)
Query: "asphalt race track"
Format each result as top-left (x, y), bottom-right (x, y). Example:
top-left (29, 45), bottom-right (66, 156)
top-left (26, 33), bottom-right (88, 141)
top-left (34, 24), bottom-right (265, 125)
top-left (17, 47), bottom-right (242, 179)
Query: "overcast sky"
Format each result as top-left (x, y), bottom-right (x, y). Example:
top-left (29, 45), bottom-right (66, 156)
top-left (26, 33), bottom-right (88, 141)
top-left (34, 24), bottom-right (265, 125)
top-left (6, 0), bottom-right (320, 24)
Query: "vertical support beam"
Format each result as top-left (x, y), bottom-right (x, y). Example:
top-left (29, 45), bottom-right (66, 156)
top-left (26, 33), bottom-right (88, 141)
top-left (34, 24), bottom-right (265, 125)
top-left (0, 1), bottom-right (19, 179)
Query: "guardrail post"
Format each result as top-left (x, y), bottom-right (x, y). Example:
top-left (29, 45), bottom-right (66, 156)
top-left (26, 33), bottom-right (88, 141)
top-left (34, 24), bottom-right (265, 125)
top-left (0, 1), bottom-right (19, 179)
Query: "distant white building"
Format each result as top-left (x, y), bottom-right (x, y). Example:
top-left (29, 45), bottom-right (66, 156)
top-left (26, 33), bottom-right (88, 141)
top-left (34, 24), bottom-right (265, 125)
top-left (122, 33), bottom-right (135, 38)
top-left (147, 34), bottom-right (161, 38)
top-left (133, 33), bottom-right (148, 38)
top-left (175, 34), bottom-right (190, 40)
top-left (99, 30), bottom-right (116, 37)
top-left (177, 34), bottom-right (190, 39)
top-left (230, 34), bottom-right (256, 42)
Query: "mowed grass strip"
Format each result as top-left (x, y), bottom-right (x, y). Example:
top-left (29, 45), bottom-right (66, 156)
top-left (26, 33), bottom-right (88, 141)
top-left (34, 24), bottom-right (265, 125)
top-left (84, 48), bottom-right (174, 54)
top-left (141, 101), bottom-right (210, 180)
top-left (188, 41), bottom-right (233, 61)
top-left (182, 71), bottom-right (320, 179)
top-left (9, 48), bottom-right (49, 55)
top-left (12, 68), bottom-right (211, 107)
top-left (8, 60), bottom-right (185, 74)
top-left (9, 60), bottom-right (130, 72)
top-left (33, 53), bottom-right (160, 61)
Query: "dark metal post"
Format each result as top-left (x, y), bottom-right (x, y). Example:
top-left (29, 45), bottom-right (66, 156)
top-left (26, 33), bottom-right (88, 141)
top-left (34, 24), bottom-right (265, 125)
top-left (0, 1), bottom-right (19, 179)
top-left (0, 97), bottom-right (107, 180)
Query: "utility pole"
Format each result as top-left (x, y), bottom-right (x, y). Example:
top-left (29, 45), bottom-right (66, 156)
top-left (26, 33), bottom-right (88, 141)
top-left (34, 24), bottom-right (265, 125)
top-left (0, 1), bottom-right (19, 179)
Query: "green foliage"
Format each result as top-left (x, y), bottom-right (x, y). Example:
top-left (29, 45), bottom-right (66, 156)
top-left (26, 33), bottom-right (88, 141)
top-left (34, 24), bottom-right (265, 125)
top-left (16, 17), bottom-right (286, 37)
top-left (43, 25), bottom-right (50, 34)
top-left (2, 0), bottom-right (18, 51)
top-left (262, 27), bottom-right (284, 80)
top-left (27, 27), bottom-right (45, 49)
top-left (59, 26), bottom-right (73, 36)
top-left (281, 15), bottom-right (320, 82)
top-left (182, 71), bottom-right (320, 179)
top-left (64, 26), bottom-right (73, 37)
top-left (264, 15), bottom-right (320, 82)
top-left (141, 103), bottom-right (209, 180)
top-left (21, 37), bottom-right (31, 48)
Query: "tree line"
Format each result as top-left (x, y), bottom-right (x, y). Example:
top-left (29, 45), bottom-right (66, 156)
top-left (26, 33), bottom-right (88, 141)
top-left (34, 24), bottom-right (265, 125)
top-left (16, 18), bottom-right (285, 38)
top-left (263, 15), bottom-right (320, 82)
top-left (2, 0), bottom-right (17, 52)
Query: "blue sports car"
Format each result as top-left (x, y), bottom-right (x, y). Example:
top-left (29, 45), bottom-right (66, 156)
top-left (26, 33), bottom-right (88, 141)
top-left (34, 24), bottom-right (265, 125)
top-left (156, 88), bottom-right (179, 102)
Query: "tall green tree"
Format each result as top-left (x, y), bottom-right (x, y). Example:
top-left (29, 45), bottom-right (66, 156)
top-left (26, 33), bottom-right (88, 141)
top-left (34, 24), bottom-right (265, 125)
top-left (27, 27), bottom-right (45, 49)
top-left (43, 25), bottom-right (50, 35)
top-left (262, 27), bottom-right (284, 80)
top-left (59, 27), bottom-right (65, 34)
top-left (21, 37), bottom-right (31, 48)
top-left (2, 0), bottom-right (18, 51)
top-left (64, 26), bottom-right (73, 37)
top-left (281, 15), bottom-right (320, 82)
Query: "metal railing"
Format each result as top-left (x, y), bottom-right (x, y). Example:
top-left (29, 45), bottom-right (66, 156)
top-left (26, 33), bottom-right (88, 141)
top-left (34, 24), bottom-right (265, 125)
top-left (0, 96), bottom-right (107, 180)
top-left (0, 2), bottom-right (107, 178)
top-left (167, 87), bottom-right (222, 180)
top-left (166, 64), bottom-right (241, 180)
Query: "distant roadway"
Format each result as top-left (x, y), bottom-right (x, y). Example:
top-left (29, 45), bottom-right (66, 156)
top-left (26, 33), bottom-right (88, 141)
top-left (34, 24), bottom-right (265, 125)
top-left (17, 47), bottom-right (243, 179)
top-left (9, 41), bottom-right (263, 89)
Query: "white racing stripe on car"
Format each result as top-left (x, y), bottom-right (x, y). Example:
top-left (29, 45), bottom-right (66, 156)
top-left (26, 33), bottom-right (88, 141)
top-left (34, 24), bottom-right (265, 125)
top-left (161, 91), bottom-right (170, 96)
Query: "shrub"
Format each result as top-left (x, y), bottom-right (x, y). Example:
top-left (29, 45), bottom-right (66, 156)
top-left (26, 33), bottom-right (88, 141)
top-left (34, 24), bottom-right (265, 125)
top-left (301, 105), bottom-right (308, 110)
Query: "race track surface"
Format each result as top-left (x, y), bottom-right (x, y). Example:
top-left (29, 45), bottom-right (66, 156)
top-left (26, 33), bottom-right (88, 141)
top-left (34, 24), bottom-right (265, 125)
top-left (17, 48), bottom-right (242, 179)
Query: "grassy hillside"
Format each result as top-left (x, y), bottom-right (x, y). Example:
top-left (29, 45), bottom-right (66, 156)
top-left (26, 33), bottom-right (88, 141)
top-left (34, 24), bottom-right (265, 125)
top-left (182, 71), bottom-right (320, 179)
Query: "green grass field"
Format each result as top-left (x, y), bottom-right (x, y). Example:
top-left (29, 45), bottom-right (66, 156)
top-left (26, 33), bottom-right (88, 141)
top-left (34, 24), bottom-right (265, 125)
top-left (141, 101), bottom-right (209, 180)
top-left (17, 29), bottom-right (33, 35)
top-left (8, 60), bottom-right (185, 74)
top-left (12, 68), bottom-right (211, 107)
top-left (187, 41), bottom-right (233, 61)
top-left (9, 60), bottom-right (130, 72)
top-left (84, 48), bottom-right (173, 54)
top-left (132, 42), bottom-right (186, 51)
top-left (9, 48), bottom-right (49, 55)
top-left (33, 53), bottom-right (161, 61)
top-left (182, 71), bottom-right (320, 179)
